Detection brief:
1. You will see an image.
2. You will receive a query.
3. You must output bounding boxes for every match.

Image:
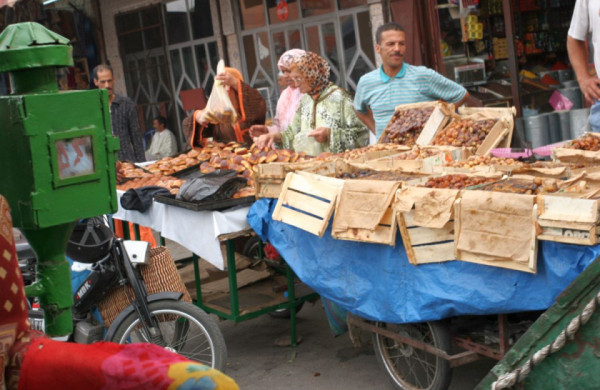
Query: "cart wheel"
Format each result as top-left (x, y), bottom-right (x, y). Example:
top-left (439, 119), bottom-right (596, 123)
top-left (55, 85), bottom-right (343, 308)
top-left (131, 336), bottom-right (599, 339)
top-left (372, 321), bottom-right (452, 390)
top-left (243, 235), bottom-right (261, 260)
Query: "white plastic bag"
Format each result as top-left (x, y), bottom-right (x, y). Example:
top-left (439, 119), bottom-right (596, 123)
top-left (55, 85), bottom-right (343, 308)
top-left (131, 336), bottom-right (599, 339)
top-left (200, 60), bottom-right (238, 125)
top-left (293, 130), bottom-right (327, 156)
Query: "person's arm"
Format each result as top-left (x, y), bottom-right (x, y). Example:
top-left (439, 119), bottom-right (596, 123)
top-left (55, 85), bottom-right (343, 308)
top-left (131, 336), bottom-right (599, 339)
top-left (354, 108), bottom-right (376, 134)
top-left (127, 101), bottom-right (146, 162)
top-left (455, 91), bottom-right (470, 107)
top-left (567, 36), bottom-right (600, 102)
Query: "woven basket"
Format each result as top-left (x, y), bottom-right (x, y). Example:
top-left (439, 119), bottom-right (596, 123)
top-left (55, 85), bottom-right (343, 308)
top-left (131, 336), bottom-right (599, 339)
top-left (97, 246), bottom-right (192, 327)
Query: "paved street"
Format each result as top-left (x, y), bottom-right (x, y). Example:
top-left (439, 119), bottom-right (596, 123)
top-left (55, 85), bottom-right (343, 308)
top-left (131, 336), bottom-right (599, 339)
top-left (165, 236), bottom-right (497, 389)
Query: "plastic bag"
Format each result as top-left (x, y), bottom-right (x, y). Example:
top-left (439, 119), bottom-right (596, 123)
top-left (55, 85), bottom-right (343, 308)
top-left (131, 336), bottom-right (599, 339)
top-left (176, 169), bottom-right (247, 202)
top-left (200, 59), bottom-right (238, 125)
top-left (293, 130), bottom-right (327, 156)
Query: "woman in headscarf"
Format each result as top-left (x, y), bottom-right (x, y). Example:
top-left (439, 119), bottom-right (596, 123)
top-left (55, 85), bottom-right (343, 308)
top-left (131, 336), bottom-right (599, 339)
top-left (255, 52), bottom-right (369, 155)
top-left (188, 66), bottom-right (266, 146)
top-left (249, 49), bottom-right (305, 140)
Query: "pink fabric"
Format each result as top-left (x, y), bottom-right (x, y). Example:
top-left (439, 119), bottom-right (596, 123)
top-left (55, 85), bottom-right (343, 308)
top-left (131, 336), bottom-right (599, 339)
top-left (268, 86), bottom-right (303, 134)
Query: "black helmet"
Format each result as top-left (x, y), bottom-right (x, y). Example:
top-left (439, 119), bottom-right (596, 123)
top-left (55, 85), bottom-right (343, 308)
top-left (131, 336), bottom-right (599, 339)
top-left (66, 218), bottom-right (114, 263)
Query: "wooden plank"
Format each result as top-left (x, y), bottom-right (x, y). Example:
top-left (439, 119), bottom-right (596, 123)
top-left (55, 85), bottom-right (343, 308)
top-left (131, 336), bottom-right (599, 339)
top-left (529, 205), bottom-right (538, 273)
top-left (457, 251), bottom-right (536, 273)
top-left (397, 213), bottom-right (417, 264)
top-left (407, 223), bottom-right (454, 245)
top-left (476, 124), bottom-right (509, 156)
top-left (275, 206), bottom-right (326, 236)
top-left (282, 189), bottom-right (332, 219)
top-left (412, 242), bottom-right (456, 264)
top-left (538, 222), bottom-right (596, 246)
top-left (537, 219), bottom-right (596, 230)
top-left (291, 172), bottom-right (344, 199)
top-left (540, 196), bottom-right (599, 224)
top-left (255, 180), bottom-right (283, 198)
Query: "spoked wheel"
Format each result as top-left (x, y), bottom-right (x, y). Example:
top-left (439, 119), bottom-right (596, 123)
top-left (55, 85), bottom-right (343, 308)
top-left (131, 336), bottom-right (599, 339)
top-left (372, 321), bottom-right (452, 390)
top-left (110, 300), bottom-right (227, 371)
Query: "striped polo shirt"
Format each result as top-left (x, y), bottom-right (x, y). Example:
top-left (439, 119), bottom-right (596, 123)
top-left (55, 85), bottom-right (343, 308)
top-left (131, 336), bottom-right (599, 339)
top-left (354, 63), bottom-right (467, 140)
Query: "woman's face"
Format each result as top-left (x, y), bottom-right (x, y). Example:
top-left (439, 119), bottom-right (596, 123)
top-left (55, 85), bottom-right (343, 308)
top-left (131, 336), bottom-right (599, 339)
top-left (279, 66), bottom-right (293, 87)
top-left (289, 67), bottom-right (310, 93)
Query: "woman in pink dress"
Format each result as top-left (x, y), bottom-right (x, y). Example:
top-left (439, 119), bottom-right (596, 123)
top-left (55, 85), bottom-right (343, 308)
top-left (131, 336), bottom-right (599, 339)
top-left (249, 49), bottom-right (305, 142)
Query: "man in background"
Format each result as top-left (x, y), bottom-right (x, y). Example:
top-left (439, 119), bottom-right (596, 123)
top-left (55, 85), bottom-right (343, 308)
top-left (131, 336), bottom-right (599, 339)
top-left (354, 22), bottom-right (469, 143)
top-left (145, 115), bottom-right (178, 161)
top-left (93, 64), bottom-right (145, 162)
top-left (567, 0), bottom-right (600, 131)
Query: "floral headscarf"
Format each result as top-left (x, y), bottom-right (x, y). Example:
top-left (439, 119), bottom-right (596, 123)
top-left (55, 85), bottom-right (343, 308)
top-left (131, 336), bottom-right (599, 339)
top-left (277, 49), bottom-right (306, 71)
top-left (293, 51), bottom-right (331, 97)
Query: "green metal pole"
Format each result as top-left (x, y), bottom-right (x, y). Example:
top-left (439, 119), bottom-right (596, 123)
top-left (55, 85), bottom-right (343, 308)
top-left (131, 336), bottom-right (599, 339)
top-left (286, 262), bottom-right (297, 347)
top-left (226, 239), bottom-right (240, 319)
top-left (23, 222), bottom-right (76, 336)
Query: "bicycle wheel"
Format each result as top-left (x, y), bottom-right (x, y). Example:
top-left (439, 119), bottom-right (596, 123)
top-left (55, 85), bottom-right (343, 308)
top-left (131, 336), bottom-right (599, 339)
top-left (110, 300), bottom-right (227, 371)
top-left (372, 321), bottom-right (452, 390)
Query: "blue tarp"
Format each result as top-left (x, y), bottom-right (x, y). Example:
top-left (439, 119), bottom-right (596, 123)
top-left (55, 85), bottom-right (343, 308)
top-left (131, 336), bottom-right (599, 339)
top-left (248, 198), bottom-right (600, 324)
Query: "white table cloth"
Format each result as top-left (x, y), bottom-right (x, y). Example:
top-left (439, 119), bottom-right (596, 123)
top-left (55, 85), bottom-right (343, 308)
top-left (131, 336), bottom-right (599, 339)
top-left (114, 190), bottom-right (251, 269)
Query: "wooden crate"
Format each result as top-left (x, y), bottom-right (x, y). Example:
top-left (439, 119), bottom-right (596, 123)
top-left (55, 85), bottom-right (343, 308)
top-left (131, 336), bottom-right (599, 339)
top-left (457, 106), bottom-right (516, 150)
top-left (454, 193), bottom-right (538, 273)
top-left (254, 160), bottom-right (321, 199)
top-left (398, 210), bottom-right (455, 265)
top-left (536, 193), bottom-right (600, 245)
top-left (377, 101), bottom-right (453, 145)
top-left (272, 172), bottom-right (344, 237)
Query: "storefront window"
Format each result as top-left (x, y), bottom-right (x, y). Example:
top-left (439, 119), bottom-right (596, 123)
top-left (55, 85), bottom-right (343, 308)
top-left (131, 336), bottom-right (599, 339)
top-left (267, 0), bottom-right (300, 25)
top-left (301, 0), bottom-right (335, 17)
top-left (337, 0), bottom-right (366, 10)
top-left (165, 0), bottom-right (190, 44)
top-left (189, 0), bottom-right (213, 39)
top-left (240, 0), bottom-right (266, 30)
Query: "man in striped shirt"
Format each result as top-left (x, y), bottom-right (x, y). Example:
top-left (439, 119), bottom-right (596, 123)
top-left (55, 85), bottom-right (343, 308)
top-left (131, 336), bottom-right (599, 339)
top-left (354, 22), bottom-right (469, 143)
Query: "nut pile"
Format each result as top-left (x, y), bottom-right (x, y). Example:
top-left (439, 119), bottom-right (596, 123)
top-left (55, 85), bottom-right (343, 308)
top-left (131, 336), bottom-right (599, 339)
top-left (380, 107), bottom-right (435, 145)
top-left (421, 174), bottom-right (497, 189)
top-left (393, 146), bottom-right (442, 160)
top-left (432, 119), bottom-right (496, 147)
top-left (314, 143), bottom-right (408, 161)
top-left (444, 155), bottom-right (521, 168)
top-left (565, 134), bottom-right (600, 151)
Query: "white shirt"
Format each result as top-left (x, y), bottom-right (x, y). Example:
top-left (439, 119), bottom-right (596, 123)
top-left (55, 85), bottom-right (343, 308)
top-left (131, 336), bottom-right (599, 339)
top-left (145, 129), bottom-right (177, 160)
top-left (568, 0), bottom-right (600, 77)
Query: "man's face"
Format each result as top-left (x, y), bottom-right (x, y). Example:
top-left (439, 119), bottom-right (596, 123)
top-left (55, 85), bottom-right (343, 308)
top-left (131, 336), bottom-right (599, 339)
top-left (153, 119), bottom-right (164, 132)
top-left (289, 67), bottom-right (309, 94)
top-left (93, 69), bottom-right (114, 97)
top-left (376, 30), bottom-right (406, 70)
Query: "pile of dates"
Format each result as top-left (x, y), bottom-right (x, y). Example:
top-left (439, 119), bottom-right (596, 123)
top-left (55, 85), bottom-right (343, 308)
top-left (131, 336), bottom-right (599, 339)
top-left (421, 174), bottom-right (497, 189)
top-left (433, 119), bottom-right (496, 147)
top-left (566, 134), bottom-right (600, 151)
top-left (380, 107), bottom-right (435, 145)
top-left (337, 170), bottom-right (422, 181)
top-left (478, 178), bottom-right (558, 195)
